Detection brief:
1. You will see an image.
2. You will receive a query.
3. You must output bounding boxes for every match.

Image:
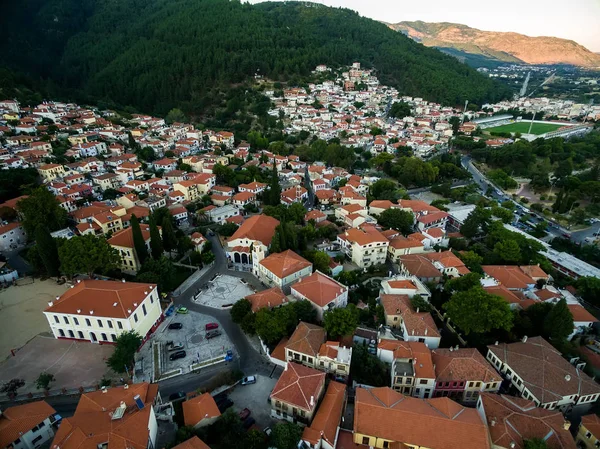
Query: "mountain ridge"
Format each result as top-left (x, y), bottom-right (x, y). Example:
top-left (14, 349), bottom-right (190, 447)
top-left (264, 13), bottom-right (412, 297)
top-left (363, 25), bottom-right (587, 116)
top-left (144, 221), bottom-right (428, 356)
top-left (0, 0), bottom-right (509, 114)
top-left (385, 20), bottom-right (600, 67)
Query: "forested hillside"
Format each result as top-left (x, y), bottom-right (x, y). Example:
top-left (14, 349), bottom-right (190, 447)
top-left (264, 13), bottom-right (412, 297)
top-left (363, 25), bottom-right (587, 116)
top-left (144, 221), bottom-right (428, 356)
top-left (0, 0), bottom-right (510, 115)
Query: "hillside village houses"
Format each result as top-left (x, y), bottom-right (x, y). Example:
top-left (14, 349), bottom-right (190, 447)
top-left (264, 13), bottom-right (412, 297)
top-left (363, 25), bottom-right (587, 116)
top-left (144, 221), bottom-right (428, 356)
top-left (2, 64), bottom-right (600, 449)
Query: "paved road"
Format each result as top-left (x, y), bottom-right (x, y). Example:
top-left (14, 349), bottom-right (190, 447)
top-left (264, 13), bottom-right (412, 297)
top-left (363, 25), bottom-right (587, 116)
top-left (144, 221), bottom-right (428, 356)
top-left (164, 233), bottom-right (273, 397)
top-left (461, 156), bottom-right (572, 240)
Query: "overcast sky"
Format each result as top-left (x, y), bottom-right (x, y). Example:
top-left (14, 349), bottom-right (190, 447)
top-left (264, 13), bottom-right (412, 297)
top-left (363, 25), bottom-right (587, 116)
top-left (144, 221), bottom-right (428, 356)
top-left (249, 0), bottom-right (600, 51)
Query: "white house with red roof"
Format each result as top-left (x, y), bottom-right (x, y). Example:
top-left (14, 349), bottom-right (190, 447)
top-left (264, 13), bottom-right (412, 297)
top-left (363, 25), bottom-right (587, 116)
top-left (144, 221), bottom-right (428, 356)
top-left (290, 271), bottom-right (348, 320)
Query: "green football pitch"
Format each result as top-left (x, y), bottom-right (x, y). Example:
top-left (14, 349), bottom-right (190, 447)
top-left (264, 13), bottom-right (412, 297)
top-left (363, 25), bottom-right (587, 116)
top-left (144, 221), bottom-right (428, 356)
top-left (487, 122), bottom-right (563, 135)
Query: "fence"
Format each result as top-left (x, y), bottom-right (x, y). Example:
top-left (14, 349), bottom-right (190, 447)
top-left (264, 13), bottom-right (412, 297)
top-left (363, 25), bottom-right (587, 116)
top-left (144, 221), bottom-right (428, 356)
top-left (1, 385), bottom-right (99, 405)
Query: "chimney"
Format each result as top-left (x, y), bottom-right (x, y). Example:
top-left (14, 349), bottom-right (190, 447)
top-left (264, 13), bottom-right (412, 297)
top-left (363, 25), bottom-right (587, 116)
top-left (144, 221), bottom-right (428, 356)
top-left (48, 301), bottom-right (54, 307)
top-left (416, 307), bottom-right (420, 314)
top-left (310, 396), bottom-right (314, 407)
top-left (563, 420), bottom-right (571, 431)
top-left (425, 328), bottom-right (428, 336)
top-left (491, 418), bottom-right (496, 427)
top-left (522, 335), bottom-right (528, 343)
top-left (510, 443), bottom-right (515, 449)
top-left (122, 279), bottom-right (126, 283)
top-left (495, 341), bottom-right (499, 346)
top-left (90, 310), bottom-right (94, 315)
top-left (123, 383), bottom-right (129, 389)
top-left (565, 374), bottom-right (571, 382)
top-left (77, 309), bottom-right (81, 314)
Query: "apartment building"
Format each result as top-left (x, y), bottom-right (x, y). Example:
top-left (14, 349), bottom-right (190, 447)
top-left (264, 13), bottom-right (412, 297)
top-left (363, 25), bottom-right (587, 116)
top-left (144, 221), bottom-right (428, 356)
top-left (337, 226), bottom-right (389, 269)
top-left (258, 250), bottom-right (313, 293)
top-left (44, 280), bottom-right (162, 344)
top-left (300, 381), bottom-right (346, 449)
top-left (577, 414), bottom-right (600, 449)
top-left (108, 224), bottom-right (157, 274)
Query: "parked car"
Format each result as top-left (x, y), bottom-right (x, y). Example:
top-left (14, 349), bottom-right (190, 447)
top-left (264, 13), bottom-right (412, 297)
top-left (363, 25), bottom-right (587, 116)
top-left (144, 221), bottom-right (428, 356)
top-left (264, 427), bottom-right (272, 437)
top-left (243, 417), bottom-right (256, 430)
top-left (169, 350), bottom-right (186, 361)
top-left (169, 391), bottom-right (186, 401)
top-left (241, 376), bottom-right (256, 385)
top-left (205, 322), bottom-right (219, 330)
top-left (168, 323), bottom-right (183, 330)
top-left (166, 341), bottom-right (184, 351)
top-left (217, 399), bottom-right (233, 412)
top-left (206, 330), bottom-right (222, 339)
top-left (176, 306), bottom-right (188, 314)
top-left (239, 408), bottom-right (251, 420)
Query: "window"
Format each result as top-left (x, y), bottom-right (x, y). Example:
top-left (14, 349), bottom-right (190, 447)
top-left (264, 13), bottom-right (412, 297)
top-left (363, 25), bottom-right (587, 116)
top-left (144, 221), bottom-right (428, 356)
top-left (54, 316), bottom-right (59, 324)
top-left (362, 437), bottom-right (370, 445)
top-left (78, 331), bottom-right (84, 339)
top-left (111, 334), bottom-right (117, 342)
top-left (150, 294), bottom-right (154, 304)
top-left (383, 442), bottom-right (389, 449)
top-left (108, 321), bottom-right (113, 329)
top-left (32, 436), bottom-right (43, 445)
top-left (97, 319), bottom-right (103, 328)
top-left (58, 329), bottom-right (65, 337)
top-left (586, 432), bottom-right (592, 439)
top-left (102, 333), bottom-right (107, 341)
top-left (63, 316), bottom-right (69, 324)
top-left (594, 441), bottom-right (600, 448)
top-left (419, 379), bottom-right (428, 385)
top-left (73, 317), bottom-right (79, 326)
top-left (85, 318), bottom-right (91, 326)
top-left (134, 314), bottom-right (138, 323)
top-left (142, 304), bottom-right (147, 316)
top-left (38, 421), bottom-right (45, 428)
top-left (68, 330), bottom-right (74, 338)
top-left (118, 321), bottom-right (123, 329)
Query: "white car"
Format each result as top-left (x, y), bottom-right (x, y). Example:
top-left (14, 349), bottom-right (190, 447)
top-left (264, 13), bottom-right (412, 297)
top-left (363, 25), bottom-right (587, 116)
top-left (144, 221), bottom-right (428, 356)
top-left (241, 375), bottom-right (256, 385)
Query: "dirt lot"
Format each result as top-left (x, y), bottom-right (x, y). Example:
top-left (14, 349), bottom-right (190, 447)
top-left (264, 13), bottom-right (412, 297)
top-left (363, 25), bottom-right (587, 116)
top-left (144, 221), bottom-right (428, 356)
top-left (0, 334), bottom-right (114, 394)
top-left (0, 279), bottom-right (70, 359)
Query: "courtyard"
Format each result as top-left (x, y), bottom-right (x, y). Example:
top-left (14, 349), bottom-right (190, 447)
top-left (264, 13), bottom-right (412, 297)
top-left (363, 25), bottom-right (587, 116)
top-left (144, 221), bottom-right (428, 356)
top-left (0, 279), bottom-right (69, 359)
top-left (0, 334), bottom-right (115, 395)
top-left (193, 274), bottom-right (255, 308)
top-left (228, 373), bottom-right (279, 429)
top-left (135, 309), bottom-right (234, 382)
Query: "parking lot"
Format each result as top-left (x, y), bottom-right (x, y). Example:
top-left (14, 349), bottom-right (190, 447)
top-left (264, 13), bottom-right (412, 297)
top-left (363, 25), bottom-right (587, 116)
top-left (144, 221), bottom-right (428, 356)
top-left (227, 374), bottom-right (279, 430)
top-left (136, 309), bottom-right (234, 381)
top-left (194, 274), bottom-right (255, 308)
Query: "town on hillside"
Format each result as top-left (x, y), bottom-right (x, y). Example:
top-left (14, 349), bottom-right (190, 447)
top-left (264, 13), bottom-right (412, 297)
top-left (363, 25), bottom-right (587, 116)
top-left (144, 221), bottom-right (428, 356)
top-left (1, 64), bottom-right (600, 449)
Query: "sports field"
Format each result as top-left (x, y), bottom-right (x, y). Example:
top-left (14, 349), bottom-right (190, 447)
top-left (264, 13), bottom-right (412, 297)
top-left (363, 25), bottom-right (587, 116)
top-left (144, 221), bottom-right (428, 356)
top-left (487, 122), bottom-right (563, 135)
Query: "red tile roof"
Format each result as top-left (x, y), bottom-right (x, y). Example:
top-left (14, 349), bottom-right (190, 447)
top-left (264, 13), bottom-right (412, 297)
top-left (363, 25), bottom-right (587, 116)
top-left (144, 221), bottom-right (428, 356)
top-left (270, 362), bottom-right (325, 412)
top-left (259, 250), bottom-right (312, 279)
top-left (286, 322), bottom-right (326, 357)
top-left (302, 381), bottom-right (346, 446)
top-left (245, 287), bottom-right (287, 312)
top-left (354, 387), bottom-right (490, 449)
top-left (228, 214), bottom-right (279, 246)
top-left (45, 280), bottom-right (156, 319)
top-left (0, 401), bottom-right (56, 448)
top-left (432, 348), bottom-right (501, 383)
top-left (182, 393), bottom-right (221, 426)
top-left (291, 271), bottom-right (347, 307)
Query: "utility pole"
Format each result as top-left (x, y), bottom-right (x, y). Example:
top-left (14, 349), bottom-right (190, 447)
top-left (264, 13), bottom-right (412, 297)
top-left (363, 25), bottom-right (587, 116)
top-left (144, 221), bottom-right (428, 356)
top-left (463, 100), bottom-right (468, 124)
top-left (528, 110), bottom-right (537, 135)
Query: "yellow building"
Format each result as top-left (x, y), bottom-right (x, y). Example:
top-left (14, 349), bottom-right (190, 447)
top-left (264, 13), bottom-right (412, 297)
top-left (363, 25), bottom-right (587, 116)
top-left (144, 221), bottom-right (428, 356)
top-left (67, 134), bottom-right (89, 146)
top-left (577, 414), bottom-right (600, 449)
top-left (38, 163), bottom-right (65, 182)
top-left (108, 224), bottom-right (158, 274)
top-left (91, 207), bottom-right (125, 235)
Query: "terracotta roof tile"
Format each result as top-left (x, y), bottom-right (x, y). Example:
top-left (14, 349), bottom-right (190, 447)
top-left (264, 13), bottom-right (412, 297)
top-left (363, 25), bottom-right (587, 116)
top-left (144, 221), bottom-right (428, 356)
top-left (432, 348), bottom-right (501, 383)
top-left (270, 362), bottom-right (325, 412)
top-left (286, 322), bottom-right (326, 357)
top-left (45, 280), bottom-right (156, 319)
top-left (0, 401), bottom-right (56, 448)
top-left (291, 272), bottom-right (347, 307)
top-left (354, 387), bottom-right (490, 449)
top-left (259, 250), bottom-right (312, 280)
top-left (302, 381), bottom-right (346, 446)
top-left (172, 437), bottom-right (211, 449)
top-left (228, 214), bottom-right (279, 246)
top-left (245, 287), bottom-right (287, 312)
top-left (182, 393), bottom-right (221, 426)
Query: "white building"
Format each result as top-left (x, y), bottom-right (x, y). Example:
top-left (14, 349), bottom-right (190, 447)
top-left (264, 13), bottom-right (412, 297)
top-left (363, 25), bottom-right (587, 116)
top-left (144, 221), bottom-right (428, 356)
top-left (0, 401), bottom-right (59, 449)
top-left (0, 222), bottom-right (26, 251)
top-left (44, 280), bottom-right (162, 344)
top-left (290, 271), bottom-right (348, 320)
top-left (258, 249), bottom-right (313, 293)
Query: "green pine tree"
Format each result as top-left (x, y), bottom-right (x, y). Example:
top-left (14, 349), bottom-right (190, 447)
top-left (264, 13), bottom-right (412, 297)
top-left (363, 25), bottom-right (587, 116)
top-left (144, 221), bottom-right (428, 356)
top-left (161, 216), bottom-right (177, 256)
top-left (130, 214), bottom-right (148, 265)
top-left (149, 217), bottom-right (163, 259)
top-left (34, 225), bottom-right (60, 276)
top-left (267, 161), bottom-right (281, 206)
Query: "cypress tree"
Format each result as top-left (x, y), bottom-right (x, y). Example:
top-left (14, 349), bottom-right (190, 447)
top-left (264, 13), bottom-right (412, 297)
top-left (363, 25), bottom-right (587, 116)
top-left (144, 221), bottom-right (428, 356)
top-left (130, 214), bottom-right (148, 265)
top-left (161, 216), bottom-right (177, 255)
top-left (149, 217), bottom-right (163, 259)
top-left (267, 161), bottom-right (281, 206)
top-left (35, 225), bottom-right (60, 276)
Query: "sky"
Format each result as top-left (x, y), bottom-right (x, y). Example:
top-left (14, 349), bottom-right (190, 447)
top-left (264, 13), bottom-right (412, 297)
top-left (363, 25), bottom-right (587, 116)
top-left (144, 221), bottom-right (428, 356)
top-left (250, 0), bottom-right (600, 51)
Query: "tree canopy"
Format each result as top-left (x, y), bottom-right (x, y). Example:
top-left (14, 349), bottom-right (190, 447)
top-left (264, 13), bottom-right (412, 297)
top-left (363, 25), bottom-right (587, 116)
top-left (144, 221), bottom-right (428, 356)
top-left (58, 234), bottom-right (120, 278)
top-left (0, 0), bottom-right (509, 115)
top-left (377, 208), bottom-right (414, 235)
top-left (17, 187), bottom-right (68, 235)
top-left (106, 331), bottom-right (142, 373)
top-left (443, 286), bottom-right (513, 335)
top-left (323, 305), bottom-right (359, 339)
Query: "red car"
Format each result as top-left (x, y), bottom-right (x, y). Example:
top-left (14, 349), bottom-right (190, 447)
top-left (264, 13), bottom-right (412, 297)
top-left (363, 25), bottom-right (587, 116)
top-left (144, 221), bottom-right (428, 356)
top-left (239, 408), bottom-right (251, 420)
top-left (205, 323), bottom-right (219, 330)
